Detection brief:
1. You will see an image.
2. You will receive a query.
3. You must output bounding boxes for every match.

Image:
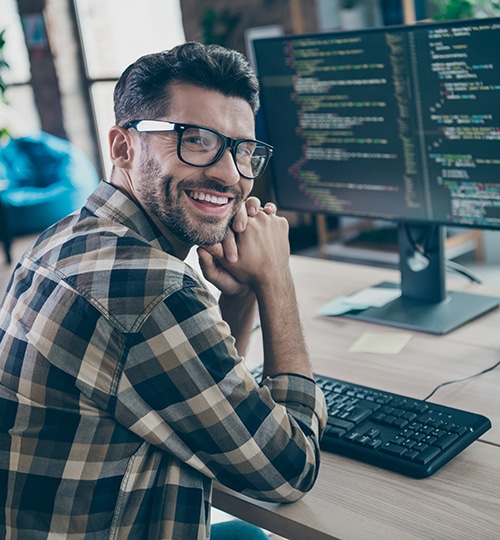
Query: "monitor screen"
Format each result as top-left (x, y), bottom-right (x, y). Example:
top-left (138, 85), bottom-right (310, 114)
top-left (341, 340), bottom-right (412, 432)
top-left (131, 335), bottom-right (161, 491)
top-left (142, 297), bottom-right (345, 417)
top-left (253, 18), bottom-right (500, 334)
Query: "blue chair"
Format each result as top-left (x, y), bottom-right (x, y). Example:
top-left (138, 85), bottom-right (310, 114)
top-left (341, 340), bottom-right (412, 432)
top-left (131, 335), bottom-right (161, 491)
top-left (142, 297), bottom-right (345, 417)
top-left (0, 131), bottom-right (99, 263)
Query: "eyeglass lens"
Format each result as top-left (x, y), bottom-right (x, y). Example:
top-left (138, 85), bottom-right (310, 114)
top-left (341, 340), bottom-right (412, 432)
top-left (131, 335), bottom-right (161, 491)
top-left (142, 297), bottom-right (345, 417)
top-left (180, 126), bottom-right (269, 178)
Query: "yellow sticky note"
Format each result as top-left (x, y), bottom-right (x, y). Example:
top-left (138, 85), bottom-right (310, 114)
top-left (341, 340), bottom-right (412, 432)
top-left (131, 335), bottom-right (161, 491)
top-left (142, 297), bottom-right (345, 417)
top-left (349, 332), bottom-right (412, 354)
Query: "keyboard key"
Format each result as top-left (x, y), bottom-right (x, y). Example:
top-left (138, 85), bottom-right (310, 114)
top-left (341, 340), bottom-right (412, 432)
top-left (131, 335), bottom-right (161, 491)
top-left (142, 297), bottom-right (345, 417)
top-left (402, 449), bottom-right (419, 460)
top-left (326, 426), bottom-right (346, 438)
top-left (415, 446), bottom-right (441, 465)
top-left (381, 443), bottom-right (407, 457)
top-left (365, 439), bottom-right (383, 450)
top-left (345, 406), bottom-right (373, 423)
top-left (327, 417), bottom-right (355, 431)
top-left (435, 432), bottom-right (459, 449)
top-left (393, 418), bottom-right (409, 429)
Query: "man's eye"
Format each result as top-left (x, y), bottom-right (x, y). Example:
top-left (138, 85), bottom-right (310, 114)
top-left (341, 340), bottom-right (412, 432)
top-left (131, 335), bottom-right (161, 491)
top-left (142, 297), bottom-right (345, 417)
top-left (183, 132), bottom-right (217, 151)
top-left (237, 142), bottom-right (255, 158)
top-left (184, 136), bottom-right (204, 146)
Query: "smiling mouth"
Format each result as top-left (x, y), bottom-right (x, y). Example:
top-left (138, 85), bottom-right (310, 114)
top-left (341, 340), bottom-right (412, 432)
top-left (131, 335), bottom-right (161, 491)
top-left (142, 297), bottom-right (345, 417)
top-left (187, 190), bottom-right (231, 206)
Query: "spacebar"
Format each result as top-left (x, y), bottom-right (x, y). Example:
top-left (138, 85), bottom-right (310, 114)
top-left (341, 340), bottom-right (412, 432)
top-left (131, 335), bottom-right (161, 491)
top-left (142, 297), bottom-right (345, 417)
top-left (327, 417), bottom-right (355, 431)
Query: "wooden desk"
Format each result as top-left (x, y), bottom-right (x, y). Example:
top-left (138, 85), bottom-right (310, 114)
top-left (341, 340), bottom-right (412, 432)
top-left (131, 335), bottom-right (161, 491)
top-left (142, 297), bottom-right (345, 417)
top-left (214, 255), bottom-right (500, 540)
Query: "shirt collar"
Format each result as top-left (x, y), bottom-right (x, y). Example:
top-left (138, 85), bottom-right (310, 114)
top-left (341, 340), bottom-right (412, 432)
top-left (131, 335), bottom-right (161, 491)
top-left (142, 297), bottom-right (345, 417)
top-left (85, 181), bottom-right (174, 255)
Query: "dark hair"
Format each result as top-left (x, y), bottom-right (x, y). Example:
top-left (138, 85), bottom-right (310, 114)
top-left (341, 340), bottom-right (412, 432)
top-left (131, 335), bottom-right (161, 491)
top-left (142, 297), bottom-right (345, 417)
top-left (113, 42), bottom-right (260, 126)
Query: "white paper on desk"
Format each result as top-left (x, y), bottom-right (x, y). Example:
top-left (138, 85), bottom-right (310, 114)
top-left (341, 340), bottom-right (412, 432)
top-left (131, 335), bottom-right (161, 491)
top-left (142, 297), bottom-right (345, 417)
top-left (317, 296), bottom-right (371, 316)
top-left (346, 286), bottom-right (401, 308)
top-left (349, 332), bottom-right (412, 354)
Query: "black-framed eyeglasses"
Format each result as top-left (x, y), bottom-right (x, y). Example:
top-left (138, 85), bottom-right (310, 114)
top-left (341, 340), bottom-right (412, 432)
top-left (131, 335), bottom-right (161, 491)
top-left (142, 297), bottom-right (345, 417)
top-left (123, 119), bottom-right (273, 180)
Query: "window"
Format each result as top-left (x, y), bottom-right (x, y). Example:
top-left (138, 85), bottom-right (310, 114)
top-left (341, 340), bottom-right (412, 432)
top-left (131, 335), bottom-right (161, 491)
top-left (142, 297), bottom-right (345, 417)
top-left (1, 0), bottom-right (186, 177)
top-left (0, 0), bottom-right (39, 136)
top-left (73, 0), bottom-right (186, 177)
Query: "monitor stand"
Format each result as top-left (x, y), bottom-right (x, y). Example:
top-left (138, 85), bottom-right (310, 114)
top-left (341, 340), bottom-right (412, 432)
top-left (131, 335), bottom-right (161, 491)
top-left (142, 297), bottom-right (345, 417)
top-left (344, 224), bottom-right (499, 335)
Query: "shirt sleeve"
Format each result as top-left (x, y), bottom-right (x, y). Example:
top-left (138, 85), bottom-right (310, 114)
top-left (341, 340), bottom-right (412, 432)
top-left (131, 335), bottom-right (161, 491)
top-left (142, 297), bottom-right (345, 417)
top-left (113, 281), bottom-right (328, 504)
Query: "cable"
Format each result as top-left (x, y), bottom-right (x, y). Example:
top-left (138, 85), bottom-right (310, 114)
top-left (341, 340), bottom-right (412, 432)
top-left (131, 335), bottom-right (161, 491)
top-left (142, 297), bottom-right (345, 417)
top-left (404, 224), bottom-right (435, 258)
top-left (404, 224), bottom-right (483, 284)
top-left (445, 259), bottom-right (482, 284)
top-left (423, 359), bottom-right (500, 401)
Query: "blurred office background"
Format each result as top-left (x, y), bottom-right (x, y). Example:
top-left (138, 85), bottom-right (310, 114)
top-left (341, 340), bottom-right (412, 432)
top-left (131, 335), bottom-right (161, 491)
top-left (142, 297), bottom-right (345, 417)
top-left (2, 0), bottom-right (500, 283)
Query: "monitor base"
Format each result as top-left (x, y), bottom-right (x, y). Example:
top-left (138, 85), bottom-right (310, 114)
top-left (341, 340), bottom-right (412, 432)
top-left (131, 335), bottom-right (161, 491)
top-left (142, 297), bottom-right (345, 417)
top-left (343, 281), bottom-right (500, 335)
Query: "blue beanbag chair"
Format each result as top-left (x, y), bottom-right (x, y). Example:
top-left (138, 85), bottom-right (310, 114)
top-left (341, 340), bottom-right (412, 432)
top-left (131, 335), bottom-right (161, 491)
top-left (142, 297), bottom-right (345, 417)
top-left (0, 131), bottom-right (99, 237)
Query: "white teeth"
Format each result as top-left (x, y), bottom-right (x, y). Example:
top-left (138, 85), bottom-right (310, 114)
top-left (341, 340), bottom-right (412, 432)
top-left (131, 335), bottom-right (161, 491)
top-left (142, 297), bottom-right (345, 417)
top-left (190, 191), bottom-right (229, 205)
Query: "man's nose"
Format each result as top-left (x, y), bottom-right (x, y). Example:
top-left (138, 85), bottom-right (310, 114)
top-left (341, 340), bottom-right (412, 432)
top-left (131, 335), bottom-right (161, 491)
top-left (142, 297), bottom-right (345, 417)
top-left (204, 148), bottom-right (242, 186)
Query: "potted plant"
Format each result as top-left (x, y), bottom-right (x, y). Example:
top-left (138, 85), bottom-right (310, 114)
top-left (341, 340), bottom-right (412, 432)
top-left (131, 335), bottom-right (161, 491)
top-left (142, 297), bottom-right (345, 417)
top-left (430, 0), bottom-right (500, 20)
top-left (0, 29), bottom-right (11, 140)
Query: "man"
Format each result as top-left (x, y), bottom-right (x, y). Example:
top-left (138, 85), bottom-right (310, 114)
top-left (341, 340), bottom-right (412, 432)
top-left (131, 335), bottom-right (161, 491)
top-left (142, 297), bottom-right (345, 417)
top-left (0, 42), bottom-right (327, 539)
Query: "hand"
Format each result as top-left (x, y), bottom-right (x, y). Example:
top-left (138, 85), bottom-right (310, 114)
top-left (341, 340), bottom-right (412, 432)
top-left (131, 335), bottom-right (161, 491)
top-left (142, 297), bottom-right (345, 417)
top-left (222, 198), bottom-right (277, 263)
top-left (197, 197), bottom-right (262, 296)
top-left (200, 204), bottom-right (306, 368)
top-left (198, 202), bottom-right (288, 296)
top-left (197, 244), bottom-right (250, 297)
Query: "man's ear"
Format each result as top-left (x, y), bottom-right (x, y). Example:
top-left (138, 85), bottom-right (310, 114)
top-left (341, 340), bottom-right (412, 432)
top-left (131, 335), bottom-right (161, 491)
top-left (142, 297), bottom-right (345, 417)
top-left (109, 126), bottom-right (135, 168)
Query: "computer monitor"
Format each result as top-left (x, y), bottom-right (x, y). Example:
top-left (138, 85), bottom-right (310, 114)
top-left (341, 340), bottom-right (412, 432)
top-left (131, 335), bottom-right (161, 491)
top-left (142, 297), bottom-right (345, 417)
top-left (253, 17), bottom-right (500, 334)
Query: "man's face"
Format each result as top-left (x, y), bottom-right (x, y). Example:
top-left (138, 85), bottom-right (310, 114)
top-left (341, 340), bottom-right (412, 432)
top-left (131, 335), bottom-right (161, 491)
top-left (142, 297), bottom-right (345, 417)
top-left (130, 84), bottom-right (256, 247)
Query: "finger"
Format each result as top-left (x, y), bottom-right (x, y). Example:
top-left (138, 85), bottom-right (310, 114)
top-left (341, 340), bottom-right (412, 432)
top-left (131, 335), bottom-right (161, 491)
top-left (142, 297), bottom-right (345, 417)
top-left (197, 246), bottom-right (213, 269)
top-left (199, 243), bottom-right (225, 261)
top-left (197, 247), bottom-right (222, 284)
top-left (232, 196), bottom-right (261, 233)
top-left (231, 203), bottom-right (247, 233)
top-left (245, 196), bottom-right (261, 217)
top-left (262, 202), bottom-right (277, 215)
top-left (221, 229), bottom-right (238, 263)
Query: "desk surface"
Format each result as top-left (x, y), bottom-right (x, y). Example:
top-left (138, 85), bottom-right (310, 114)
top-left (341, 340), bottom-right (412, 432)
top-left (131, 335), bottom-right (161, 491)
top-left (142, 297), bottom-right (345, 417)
top-left (214, 255), bottom-right (500, 540)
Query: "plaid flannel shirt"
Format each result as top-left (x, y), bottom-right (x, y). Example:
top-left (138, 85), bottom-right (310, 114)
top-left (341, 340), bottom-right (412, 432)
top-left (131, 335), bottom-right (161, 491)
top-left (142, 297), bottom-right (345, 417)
top-left (0, 181), bottom-right (327, 539)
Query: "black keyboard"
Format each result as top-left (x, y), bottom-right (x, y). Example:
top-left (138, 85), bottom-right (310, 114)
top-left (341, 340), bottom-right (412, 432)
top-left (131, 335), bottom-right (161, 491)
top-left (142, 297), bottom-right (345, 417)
top-left (253, 367), bottom-right (491, 478)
